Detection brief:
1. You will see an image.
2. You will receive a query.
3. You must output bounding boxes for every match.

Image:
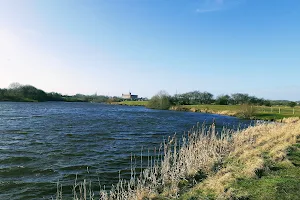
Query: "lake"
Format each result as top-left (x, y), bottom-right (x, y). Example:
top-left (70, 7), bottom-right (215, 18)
top-left (0, 102), bottom-right (250, 199)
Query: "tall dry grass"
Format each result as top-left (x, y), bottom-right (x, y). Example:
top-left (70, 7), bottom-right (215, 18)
top-left (188, 117), bottom-right (300, 199)
top-left (55, 121), bottom-right (237, 200)
top-left (55, 117), bottom-right (300, 199)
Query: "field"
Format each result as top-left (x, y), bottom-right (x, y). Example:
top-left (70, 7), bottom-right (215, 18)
top-left (117, 101), bottom-right (300, 120)
top-left (177, 105), bottom-right (300, 120)
top-left (180, 117), bottom-right (300, 199)
top-left (114, 100), bottom-right (149, 106)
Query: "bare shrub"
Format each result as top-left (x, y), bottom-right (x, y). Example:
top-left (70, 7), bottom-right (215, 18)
top-left (146, 91), bottom-right (172, 110)
top-left (238, 104), bottom-right (256, 119)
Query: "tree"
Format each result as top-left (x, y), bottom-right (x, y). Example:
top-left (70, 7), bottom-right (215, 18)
top-left (0, 88), bottom-right (8, 100)
top-left (199, 92), bottom-right (214, 104)
top-left (288, 101), bottom-right (297, 108)
top-left (264, 100), bottom-right (272, 107)
top-left (147, 91), bottom-right (172, 110)
top-left (171, 94), bottom-right (189, 105)
top-left (19, 85), bottom-right (48, 101)
top-left (8, 82), bottom-right (22, 89)
top-left (179, 91), bottom-right (214, 105)
top-left (215, 95), bottom-right (231, 105)
top-left (231, 93), bottom-right (250, 105)
top-left (47, 92), bottom-right (64, 101)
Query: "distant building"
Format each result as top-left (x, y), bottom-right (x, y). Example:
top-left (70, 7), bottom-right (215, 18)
top-left (122, 92), bottom-right (138, 100)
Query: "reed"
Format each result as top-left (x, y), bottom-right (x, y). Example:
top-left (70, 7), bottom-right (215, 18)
top-left (55, 120), bottom-right (237, 199)
top-left (182, 117), bottom-right (300, 199)
top-left (55, 117), bottom-right (300, 199)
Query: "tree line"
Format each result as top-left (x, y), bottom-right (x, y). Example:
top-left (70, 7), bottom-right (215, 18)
top-left (147, 90), bottom-right (298, 110)
top-left (0, 83), bottom-right (121, 103)
top-left (1, 83), bottom-right (298, 108)
top-left (172, 91), bottom-right (272, 106)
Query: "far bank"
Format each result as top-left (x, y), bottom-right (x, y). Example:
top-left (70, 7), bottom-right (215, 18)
top-left (114, 101), bottom-right (300, 120)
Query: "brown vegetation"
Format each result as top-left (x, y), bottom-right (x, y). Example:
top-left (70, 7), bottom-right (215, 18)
top-left (56, 117), bottom-right (300, 200)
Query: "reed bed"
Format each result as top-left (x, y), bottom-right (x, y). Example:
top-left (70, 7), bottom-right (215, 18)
top-left (55, 117), bottom-right (300, 199)
top-left (182, 117), bottom-right (300, 199)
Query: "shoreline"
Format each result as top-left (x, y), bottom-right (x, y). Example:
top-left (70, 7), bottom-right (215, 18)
top-left (115, 101), bottom-right (300, 121)
top-left (169, 105), bottom-right (238, 117)
top-left (1, 100), bottom-right (298, 121)
top-left (56, 117), bottom-right (300, 199)
top-left (114, 103), bottom-right (249, 119)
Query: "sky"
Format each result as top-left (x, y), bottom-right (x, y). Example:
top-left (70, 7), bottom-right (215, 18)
top-left (0, 0), bottom-right (300, 100)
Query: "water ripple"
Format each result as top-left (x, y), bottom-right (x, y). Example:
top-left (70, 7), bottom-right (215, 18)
top-left (0, 102), bottom-right (250, 199)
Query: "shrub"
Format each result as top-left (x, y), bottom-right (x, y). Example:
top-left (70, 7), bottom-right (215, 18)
top-left (238, 104), bottom-right (256, 119)
top-left (288, 101), bottom-right (297, 108)
top-left (215, 95), bottom-right (231, 105)
top-left (147, 91), bottom-right (172, 110)
top-left (264, 100), bottom-right (272, 107)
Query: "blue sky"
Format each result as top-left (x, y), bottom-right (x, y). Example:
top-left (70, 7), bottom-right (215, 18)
top-left (0, 0), bottom-right (300, 100)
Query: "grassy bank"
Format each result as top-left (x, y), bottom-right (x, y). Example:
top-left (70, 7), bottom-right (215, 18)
top-left (114, 100), bottom-right (149, 106)
top-left (171, 105), bottom-right (300, 120)
top-left (114, 101), bottom-right (300, 120)
top-left (180, 117), bottom-right (300, 199)
top-left (56, 117), bottom-right (300, 200)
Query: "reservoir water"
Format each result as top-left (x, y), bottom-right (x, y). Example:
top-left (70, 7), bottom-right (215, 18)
top-left (0, 102), bottom-right (250, 199)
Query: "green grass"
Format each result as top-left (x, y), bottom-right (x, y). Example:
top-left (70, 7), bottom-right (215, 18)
top-left (229, 142), bottom-right (300, 200)
top-left (114, 102), bottom-right (300, 120)
top-left (179, 141), bottom-right (300, 200)
top-left (116, 100), bottom-right (149, 106)
top-left (180, 104), bottom-right (241, 111)
top-left (254, 106), bottom-right (300, 120)
top-left (179, 190), bottom-right (216, 200)
top-left (177, 105), bottom-right (300, 120)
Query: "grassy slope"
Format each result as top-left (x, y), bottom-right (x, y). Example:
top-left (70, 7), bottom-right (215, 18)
top-left (228, 142), bottom-right (300, 200)
top-left (180, 117), bottom-right (300, 200)
top-left (115, 101), bottom-right (300, 120)
top-left (172, 105), bottom-right (300, 120)
top-left (115, 101), bottom-right (149, 106)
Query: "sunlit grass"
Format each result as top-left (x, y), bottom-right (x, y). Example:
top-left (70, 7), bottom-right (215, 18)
top-left (115, 101), bottom-right (149, 106)
top-left (172, 105), bottom-right (300, 120)
top-left (181, 117), bottom-right (300, 199)
top-left (112, 101), bottom-right (300, 120)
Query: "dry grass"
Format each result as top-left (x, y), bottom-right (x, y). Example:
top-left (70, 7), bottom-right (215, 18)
top-left (170, 105), bottom-right (239, 117)
top-left (185, 117), bottom-right (300, 199)
top-left (56, 117), bottom-right (300, 200)
top-left (56, 122), bottom-right (235, 200)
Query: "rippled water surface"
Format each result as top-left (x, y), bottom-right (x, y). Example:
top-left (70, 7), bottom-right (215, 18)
top-left (0, 102), bottom-right (250, 199)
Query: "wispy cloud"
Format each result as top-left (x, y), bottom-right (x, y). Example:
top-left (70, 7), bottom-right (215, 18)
top-left (196, 0), bottom-right (243, 14)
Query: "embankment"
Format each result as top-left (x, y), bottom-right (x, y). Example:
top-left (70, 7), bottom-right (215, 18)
top-left (170, 105), bottom-right (238, 117)
top-left (180, 117), bottom-right (300, 199)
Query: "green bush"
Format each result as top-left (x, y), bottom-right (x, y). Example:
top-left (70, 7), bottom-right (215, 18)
top-left (288, 101), bottom-right (297, 108)
top-left (215, 95), bottom-right (231, 105)
top-left (146, 91), bottom-right (172, 110)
